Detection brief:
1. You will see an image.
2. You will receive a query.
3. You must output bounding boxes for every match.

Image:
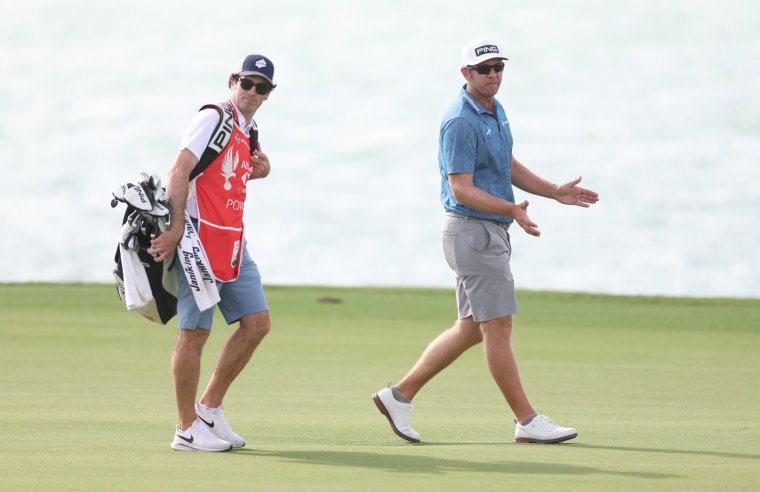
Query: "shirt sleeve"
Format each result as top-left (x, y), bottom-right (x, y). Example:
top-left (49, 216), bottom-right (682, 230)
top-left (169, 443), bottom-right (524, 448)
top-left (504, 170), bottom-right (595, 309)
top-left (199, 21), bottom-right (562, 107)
top-left (440, 117), bottom-right (478, 175)
top-left (178, 108), bottom-right (221, 161)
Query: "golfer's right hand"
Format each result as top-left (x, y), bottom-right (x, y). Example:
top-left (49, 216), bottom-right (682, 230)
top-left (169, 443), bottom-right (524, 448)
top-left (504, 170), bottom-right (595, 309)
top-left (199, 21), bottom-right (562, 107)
top-left (514, 200), bottom-right (541, 237)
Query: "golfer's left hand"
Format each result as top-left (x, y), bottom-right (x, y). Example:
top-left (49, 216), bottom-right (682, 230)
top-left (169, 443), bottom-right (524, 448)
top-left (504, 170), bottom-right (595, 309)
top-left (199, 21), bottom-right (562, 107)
top-left (555, 177), bottom-right (599, 207)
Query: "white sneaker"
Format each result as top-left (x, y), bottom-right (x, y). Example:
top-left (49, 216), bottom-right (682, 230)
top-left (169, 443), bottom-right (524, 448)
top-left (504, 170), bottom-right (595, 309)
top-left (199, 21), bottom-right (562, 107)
top-left (195, 402), bottom-right (246, 448)
top-left (372, 387), bottom-right (420, 442)
top-left (170, 418), bottom-right (233, 451)
top-left (514, 414), bottom-right (578, 443)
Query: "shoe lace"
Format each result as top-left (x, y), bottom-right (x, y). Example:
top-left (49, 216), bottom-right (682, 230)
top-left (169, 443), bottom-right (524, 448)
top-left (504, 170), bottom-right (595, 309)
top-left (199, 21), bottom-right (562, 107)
top-left (535, 415), bottom-right (559, 430)
top-left (193, 418), bottom-right (220, 440)
top-left (402, 403), bottom-right (414, 425)
top-left (213, 409), bottom-right (234, 433)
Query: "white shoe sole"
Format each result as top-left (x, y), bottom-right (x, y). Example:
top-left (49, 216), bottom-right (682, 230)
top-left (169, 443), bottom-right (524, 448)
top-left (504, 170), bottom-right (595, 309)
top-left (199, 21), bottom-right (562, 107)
top-left (372, 393), bottom-right (420, 443)
top-left (197, 417), bottom-right (246, 448)
top-left (170, 441), bottom-right (233, 452)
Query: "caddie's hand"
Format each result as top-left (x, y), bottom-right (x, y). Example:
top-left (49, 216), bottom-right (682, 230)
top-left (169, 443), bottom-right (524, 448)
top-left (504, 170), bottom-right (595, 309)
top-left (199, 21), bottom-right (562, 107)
top-left (250, 142), bottom-right (271, 179)
top-left (554, 176), bottom-right (599, 207)
top-left (514, 200), bottom-right (541, 237)
top-left (148, 227), bottom-right (182, 263)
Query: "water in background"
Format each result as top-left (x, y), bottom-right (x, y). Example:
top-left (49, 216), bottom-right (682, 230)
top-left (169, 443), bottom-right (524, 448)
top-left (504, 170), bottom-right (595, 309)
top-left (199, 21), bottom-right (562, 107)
top-left (1, 0), bottom-right (758, 298)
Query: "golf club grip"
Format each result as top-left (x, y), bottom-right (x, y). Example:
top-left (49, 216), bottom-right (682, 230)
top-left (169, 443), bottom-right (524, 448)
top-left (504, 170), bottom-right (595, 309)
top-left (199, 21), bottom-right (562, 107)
top-left (249, 128), bottom-right (259, 156)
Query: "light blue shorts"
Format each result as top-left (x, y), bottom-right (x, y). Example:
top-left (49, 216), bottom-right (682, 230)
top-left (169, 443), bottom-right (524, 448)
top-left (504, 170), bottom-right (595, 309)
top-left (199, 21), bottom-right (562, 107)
top-left (175, 244), bottom-right (269, 330)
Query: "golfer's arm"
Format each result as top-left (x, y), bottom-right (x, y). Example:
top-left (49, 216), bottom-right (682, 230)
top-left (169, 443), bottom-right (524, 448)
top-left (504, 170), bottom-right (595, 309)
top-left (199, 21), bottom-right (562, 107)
top-left (448, 173), bottom-right (519, 219)
top-left (511, 156), bottom-right (558, 199)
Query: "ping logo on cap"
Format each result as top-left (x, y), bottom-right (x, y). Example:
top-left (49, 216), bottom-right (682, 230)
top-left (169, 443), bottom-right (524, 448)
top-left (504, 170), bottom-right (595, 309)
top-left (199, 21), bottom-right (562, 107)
top-left (255, 59), bottom-right (267, 68)
top-left (474, 45), bottom-right (499, 56)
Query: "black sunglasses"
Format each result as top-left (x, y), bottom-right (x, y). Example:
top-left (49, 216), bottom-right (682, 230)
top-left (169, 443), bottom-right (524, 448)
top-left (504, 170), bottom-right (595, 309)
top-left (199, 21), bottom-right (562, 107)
top-left (239, 78), bottom-right (273, 95)
top-left (467, 62), bottom-right (505, 75)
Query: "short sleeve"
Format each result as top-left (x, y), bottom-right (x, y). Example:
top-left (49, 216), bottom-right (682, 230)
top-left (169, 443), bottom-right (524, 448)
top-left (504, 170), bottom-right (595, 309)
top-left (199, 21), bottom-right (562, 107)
top-left (440, 117), bottom-right (478, 175)
top-left (178, 108), bottom-right (221, 161)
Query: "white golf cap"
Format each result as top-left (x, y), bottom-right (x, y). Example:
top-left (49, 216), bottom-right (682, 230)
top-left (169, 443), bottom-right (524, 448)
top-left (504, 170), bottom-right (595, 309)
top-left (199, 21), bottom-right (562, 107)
top-left (460, 38), bottom-right (508, 67)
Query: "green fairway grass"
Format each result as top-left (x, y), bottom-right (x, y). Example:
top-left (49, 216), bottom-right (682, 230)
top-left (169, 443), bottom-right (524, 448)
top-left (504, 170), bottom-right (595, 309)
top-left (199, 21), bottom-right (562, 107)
top-left (1, 283), bottom-right (758, 491)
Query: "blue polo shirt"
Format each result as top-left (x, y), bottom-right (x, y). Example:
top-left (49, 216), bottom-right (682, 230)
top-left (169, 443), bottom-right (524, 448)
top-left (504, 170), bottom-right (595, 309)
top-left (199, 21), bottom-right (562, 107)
top-left (438, 86), bottom-right (515, 224)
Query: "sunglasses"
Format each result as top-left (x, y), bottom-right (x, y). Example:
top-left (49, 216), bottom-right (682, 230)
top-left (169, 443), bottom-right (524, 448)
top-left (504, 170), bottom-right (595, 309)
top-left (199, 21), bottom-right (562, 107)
top-left (468, 62), bottom-right (505, 75)
top-left (239, 78), bottom-right (273, 95)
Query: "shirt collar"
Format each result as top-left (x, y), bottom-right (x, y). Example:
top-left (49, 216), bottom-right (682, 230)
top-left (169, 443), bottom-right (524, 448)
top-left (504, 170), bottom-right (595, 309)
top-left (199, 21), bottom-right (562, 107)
top-left (460, 84), bottom-right (499, 116)
top-left (228, 100), bottom-right (256, 132)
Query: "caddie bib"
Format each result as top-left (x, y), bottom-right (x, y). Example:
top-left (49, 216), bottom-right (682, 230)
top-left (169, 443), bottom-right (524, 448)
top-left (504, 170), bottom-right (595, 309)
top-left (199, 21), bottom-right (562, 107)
top-left (193, 102), bottom-right (254, 282)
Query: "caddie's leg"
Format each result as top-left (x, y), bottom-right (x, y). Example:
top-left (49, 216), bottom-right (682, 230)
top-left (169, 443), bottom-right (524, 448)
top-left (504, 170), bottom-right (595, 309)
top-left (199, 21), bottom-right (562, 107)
top-left (200, 310), bottom-right (271, 407)
top-left (172, 328), bottom-right (210, 430)
top-left (396, 316), bottom-right (483, 401)
top-left (480, 314), bottom-right (535, 421)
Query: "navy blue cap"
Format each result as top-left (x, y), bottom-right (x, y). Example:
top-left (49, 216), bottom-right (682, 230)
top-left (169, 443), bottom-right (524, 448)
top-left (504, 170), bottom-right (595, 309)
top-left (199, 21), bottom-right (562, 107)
top-left (236, 54), bottom-right (276, 88)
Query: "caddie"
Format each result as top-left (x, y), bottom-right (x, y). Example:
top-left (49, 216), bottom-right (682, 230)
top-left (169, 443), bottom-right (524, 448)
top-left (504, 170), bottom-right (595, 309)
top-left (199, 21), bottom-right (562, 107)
top-left (149, 54), bottom-right (276, 452)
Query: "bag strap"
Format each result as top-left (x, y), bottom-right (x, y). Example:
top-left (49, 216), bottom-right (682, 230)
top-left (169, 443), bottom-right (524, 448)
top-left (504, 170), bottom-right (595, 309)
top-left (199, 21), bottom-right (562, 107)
top-left (189, 102), bottom-right (235, 180)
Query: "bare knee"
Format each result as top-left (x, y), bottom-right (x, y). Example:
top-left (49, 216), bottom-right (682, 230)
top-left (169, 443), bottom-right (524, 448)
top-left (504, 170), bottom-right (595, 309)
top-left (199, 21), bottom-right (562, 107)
top-left (480, 315), bottom-right (514, 341)
top-left (239, 311), bottom-right (271, 341)
top-left (174, 328), bottom-right (210, 356)
top-left (454, 317), bottom-right (484, 346)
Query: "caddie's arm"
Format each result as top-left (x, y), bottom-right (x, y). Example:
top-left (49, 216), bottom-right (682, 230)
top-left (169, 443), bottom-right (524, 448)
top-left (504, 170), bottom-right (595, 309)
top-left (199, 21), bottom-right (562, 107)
top-left (149, 149), bottom-right (198, 262)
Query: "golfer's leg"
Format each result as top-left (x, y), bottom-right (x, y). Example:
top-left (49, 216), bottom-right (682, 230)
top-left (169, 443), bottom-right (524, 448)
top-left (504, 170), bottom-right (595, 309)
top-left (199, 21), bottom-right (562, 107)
top-left (200, 310), bottom-right (271, 407)
top-left (396, 317), bottom-right (483, 400)
top-left (172, 328), bottom-right (210, 430)
top-left (480, 315), bottom-right (535, 421)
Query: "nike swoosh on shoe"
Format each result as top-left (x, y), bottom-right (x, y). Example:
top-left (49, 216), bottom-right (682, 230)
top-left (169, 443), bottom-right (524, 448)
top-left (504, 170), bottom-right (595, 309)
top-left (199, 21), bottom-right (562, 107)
top-left (198, 416), bottom-right (215, 428)
top-left (177, 434), bottom-right (194, 444)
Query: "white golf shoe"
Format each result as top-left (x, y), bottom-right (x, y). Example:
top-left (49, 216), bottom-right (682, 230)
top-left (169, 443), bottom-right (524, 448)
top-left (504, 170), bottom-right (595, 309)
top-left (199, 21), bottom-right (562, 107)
top-left (195, 402), bottom-right (246, 448)
top-left (372, 387), bottom-right (420, 442)
top-left (170, 418), bottom-right (233, 452)
top-left (514, 414), bottom-right (578, 443)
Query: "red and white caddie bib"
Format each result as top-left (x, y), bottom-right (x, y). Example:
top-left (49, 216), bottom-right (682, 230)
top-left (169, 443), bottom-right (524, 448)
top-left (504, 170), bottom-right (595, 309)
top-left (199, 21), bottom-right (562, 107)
top-left (192, 103), bottom-right (254, 282)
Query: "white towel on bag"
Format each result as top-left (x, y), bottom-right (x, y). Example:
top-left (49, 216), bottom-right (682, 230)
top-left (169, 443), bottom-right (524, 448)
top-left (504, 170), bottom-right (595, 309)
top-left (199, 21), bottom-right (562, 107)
top-left (176, 212), bottom-right (220, 311)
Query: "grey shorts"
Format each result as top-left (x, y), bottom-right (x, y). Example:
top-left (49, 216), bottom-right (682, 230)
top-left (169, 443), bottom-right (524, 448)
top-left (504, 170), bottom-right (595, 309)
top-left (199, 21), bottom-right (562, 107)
top-left (175, 244), bottom-right (269, 330)
top-left (442, 212), bottom-right (518, 322)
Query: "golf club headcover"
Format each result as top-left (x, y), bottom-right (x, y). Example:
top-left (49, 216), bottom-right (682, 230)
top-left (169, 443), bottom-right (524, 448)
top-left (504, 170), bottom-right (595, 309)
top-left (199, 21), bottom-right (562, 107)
top-left (112, 182), bottom-right (153, 211)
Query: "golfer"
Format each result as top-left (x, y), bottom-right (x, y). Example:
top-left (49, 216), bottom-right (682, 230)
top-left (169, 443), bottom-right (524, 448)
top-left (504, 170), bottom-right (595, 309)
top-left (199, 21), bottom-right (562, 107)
top-left (149, 54), bottom-right (276, 451)
top-left (373, 38), bottom-right (599, 443)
